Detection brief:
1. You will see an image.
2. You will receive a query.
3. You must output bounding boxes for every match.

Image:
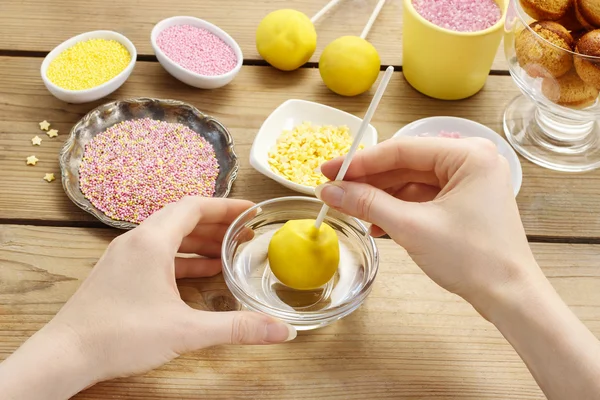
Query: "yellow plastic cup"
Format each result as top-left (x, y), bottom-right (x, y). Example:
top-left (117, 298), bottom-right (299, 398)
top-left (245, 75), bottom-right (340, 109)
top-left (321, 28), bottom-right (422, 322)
top-left (402, 0), bottom-right (507, 100)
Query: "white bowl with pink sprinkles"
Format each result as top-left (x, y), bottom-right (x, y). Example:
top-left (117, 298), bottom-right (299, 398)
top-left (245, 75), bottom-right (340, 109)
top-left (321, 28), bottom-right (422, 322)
top-left (151, 16), bottom-right (243, 89)
top-left (393, 116), bottom-right (523, 196)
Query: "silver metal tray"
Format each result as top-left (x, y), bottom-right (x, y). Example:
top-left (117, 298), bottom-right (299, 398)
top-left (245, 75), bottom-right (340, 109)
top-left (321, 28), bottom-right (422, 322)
top-left (60, 97), bottom-right (238, 229)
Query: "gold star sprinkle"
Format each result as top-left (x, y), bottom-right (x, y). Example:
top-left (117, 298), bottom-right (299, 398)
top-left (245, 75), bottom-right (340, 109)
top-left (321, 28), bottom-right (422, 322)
top-left (31, 136), bottom-right (42, 146)
top-left (39, 120), bottom-right (50, 131)
top-left (26, 155), bottom-right (39, 165)
top-left (43, 173), bottom-right (55, 182)
top-left (47, 129), bottom-right (58, 138)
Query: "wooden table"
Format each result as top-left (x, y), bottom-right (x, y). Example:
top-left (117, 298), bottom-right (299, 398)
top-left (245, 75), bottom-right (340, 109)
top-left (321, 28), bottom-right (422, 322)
top-left (1, 1), bottom-right (599, 399)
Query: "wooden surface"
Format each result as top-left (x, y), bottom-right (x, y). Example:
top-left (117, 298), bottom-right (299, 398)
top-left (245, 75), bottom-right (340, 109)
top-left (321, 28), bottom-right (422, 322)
top-left (0, 0), bottom-right (509, 71)
top-left (1, 225), bottom-right (599, 399)
top-left (1, 1), bottom-right (600, 398)
top-left (1, 56), bottom-right (600, 238)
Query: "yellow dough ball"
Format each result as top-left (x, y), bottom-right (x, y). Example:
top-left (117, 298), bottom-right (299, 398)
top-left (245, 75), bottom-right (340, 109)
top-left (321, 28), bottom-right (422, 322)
top-left (256, 9), bottom-right (317, 71)
top-left (319, 36), bottom-right (381, 96)
top-left (268, 219), bottom-right (340, 290)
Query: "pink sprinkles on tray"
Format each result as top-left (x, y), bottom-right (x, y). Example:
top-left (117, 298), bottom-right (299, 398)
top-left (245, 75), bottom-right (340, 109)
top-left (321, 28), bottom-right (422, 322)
top-left (157, 24), bottom-right (238, 76)
top-left (412, 0), bottom-right (502, 32)
top-left (79, 118), bottom-right (219, 224)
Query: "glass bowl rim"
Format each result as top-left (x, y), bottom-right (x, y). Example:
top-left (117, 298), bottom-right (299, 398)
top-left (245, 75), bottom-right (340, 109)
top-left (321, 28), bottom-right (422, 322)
top-left (221, 196), bottom-right (380, 319)
top-left (510, 0), bottom-right (599, 61)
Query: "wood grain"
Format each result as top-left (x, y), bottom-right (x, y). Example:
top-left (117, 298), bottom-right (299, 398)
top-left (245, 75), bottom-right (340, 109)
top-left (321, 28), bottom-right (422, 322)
top-left (1, 56), bottom-right (599, 238)
top-left (1, 224), bottom-right (599, 399)
top-left (0, 0), bottom-right (509, 71)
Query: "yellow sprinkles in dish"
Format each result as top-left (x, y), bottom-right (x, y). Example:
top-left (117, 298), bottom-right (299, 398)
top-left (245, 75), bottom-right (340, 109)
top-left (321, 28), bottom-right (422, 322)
top-left (268, 121), bottom-right (363, 187)
top-left (46, 39), bottom-right (131, 90)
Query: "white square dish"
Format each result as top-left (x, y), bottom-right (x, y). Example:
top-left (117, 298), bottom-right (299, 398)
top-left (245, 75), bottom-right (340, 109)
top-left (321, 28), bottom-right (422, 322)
top-left (250, 99), bottom-right (379, 195)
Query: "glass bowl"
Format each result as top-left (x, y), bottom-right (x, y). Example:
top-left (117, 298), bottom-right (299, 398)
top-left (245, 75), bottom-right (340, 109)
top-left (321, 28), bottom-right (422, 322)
top-left (221, 196), bottom-right (379, 331)
top-left (503, 0), bottom-right (600, 172)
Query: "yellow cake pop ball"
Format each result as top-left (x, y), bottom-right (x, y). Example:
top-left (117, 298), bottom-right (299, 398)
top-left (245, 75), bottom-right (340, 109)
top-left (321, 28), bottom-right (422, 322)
top-left (256, 9), bottom-right (317, 71)
top-left (319, 36), bottom-right (381, 96)
top-left (268, 219), bottom-right (340, 290)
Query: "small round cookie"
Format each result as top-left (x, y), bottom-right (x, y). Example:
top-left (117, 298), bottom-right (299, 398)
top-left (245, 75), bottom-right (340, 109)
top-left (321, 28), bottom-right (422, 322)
top-left (520, 0), bottom-right (571, 20)
top-left (542, 69), bottom-right (599, 108)
top-left (516, 21), bottom-right (574, 79)
top-left (575, 0), bottom-right (600, 30)
top-left (558, 4), bottom-right (585, 31)
top-left (574, 30), bottom-right (600, 89)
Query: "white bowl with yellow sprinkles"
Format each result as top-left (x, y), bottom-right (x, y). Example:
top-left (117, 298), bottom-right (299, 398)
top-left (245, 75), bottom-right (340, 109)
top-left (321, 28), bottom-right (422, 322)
top-left (251, 99), bottom-right (378, 195)
top-left (41, 30), bottom-right (137, 104)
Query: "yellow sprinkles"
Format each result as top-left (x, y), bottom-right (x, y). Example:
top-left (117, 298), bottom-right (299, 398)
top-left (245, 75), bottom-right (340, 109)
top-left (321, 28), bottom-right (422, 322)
top-left (46, 39), bottom-right (131, 90)
top-left (268, 121), bottom-right (363, 187)
top-left (43, 173), bottom-right (56, 183)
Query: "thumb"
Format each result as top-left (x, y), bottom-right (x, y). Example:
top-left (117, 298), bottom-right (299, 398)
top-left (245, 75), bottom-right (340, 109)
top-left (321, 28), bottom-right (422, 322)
top-left (315, 181), bottom-right (421, 241)
top-left (187, 310), bottom-right (297, 349)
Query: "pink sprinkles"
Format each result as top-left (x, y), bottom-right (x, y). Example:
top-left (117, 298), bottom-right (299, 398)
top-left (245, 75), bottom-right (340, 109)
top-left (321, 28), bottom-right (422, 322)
top-left (157, 24), bottom-right (237, 76)
top-left (412, 0), bottom-right (501, 32)
top-left (79, 118), bottom-right (219, 224)
top-left (418, 130), bottom-right (462, 138)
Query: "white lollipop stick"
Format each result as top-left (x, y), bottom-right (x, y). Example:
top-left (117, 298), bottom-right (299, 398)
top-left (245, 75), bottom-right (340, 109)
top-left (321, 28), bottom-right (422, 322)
top-left (311, 0), bottom-right (345, 24)
top-left (314, 65), bottom-right (395, 230)
top-left (360, 0), bottom-right (388, 39)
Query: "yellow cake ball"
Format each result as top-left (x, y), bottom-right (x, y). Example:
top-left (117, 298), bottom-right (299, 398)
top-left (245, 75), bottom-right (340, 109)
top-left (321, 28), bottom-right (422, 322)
top-left (268, 219), bottom-right (340, 290)
top-left (319, 36), bottom-right (381, 96)
top-left (256, 9), bottom-right (317, 71)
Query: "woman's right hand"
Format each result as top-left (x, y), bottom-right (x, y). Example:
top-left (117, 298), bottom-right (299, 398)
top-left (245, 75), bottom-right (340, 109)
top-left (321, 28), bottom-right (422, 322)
top-left (316, 136), bottom-right (542, 316)
top-left (317, 136), bottom-right (600, 400)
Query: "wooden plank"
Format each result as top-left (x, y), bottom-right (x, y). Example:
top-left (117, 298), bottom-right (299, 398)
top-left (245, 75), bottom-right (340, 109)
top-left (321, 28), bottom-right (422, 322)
top-left (1, 225), bottom-right (599, 399)
top-left (1, 57), bottom-right (599, 238)
top-left (0, 0), bottom-right (509, 71)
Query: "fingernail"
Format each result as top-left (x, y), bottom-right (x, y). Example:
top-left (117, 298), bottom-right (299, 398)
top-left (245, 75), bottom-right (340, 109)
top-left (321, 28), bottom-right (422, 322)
top-left (240, 227), bottom-right (255, 243)
top-left (314, 165), bottom-right (322, 174)
top-left (315, 183), bottom-right (344, 208)
top-left (265, 322), bottom-right (297, 343)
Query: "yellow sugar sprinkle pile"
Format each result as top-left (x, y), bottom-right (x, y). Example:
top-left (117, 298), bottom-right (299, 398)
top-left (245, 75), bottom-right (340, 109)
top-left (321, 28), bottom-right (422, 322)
top-left (46, 39), bottom-right (131, 91)
top-left (268, 121), bottom-right (363, 187)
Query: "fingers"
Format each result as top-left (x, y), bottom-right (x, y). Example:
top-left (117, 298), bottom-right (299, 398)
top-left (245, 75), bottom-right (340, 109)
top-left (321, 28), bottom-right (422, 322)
top-left (364, 184), bottom-right (439, 238)
top-left (185, 310), bottom-right (296, 349)
top-left (188, 223), bottom-right (230, 241)
top-left (320, 137), bottom-right (476, 181)
top-left (141, 197), bottom-right (255, 250)
top-left (392, 183), bottom-right (441, 203)
top-left (178, 239), bottom-right (222, 258)
top-left (179, 226), bottom-right (254, 256)
top-left (315, 181), bottom-right (424, 243)
top-left (174, 257), bottom-right (222, 279)
top-left (350, 168), bottom-right (440, 190)
top-left (368, 224), bottom-right (386, 237)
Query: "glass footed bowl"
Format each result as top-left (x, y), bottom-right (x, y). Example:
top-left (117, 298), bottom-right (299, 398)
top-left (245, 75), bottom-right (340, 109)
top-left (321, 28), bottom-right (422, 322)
top-left (504, 0), bottom-right (600, 172)
top-left (221, 196), bottom-right (379, 331)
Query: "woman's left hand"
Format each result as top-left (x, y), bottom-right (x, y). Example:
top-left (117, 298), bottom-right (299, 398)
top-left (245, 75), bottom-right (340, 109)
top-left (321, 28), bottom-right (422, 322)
top-left (0, 197), bottom-right (295, 399)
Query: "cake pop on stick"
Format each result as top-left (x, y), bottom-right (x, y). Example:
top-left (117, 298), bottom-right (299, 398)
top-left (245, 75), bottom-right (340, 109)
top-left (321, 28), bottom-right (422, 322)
top-left (319, 0), bottom-right (387, 96)
top-left (360, 0), bottom-right (388, 39)
top-left (268, 66), bottom-right (395, 291)
top-left (311, 0), bottom-right (346, 24)
top-left (255, 0), bottom-right (346, 71)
